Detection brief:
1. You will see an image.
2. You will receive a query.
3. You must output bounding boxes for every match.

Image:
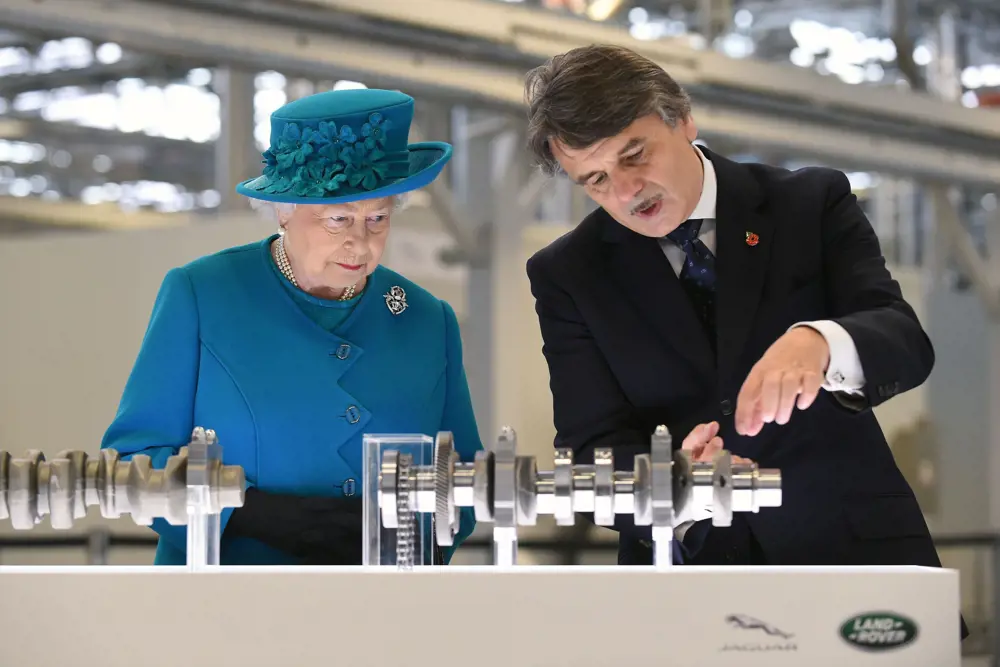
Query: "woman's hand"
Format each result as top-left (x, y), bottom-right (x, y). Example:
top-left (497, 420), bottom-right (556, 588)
top-left (227, 488), bottom-right (363, 564)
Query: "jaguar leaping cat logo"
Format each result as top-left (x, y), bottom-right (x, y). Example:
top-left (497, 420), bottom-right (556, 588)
top-left (726, 614), bottom-right (795, 639)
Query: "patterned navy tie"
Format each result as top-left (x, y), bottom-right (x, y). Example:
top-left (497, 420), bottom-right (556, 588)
top-left (666, 218), bottom-right (717, 342)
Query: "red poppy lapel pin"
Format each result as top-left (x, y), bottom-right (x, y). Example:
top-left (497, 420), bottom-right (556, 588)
top-left (745, 231), bottom-right (760, 247)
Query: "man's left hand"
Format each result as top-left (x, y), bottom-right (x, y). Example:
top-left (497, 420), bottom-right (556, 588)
top-left (681, 421), bottom-right (755, 465)
top-left (735, 327), bottom-right (831, 436)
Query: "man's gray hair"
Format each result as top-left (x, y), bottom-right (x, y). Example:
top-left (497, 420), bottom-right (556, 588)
top-left (523, 44), bottom-right (692, 176)
top-left (248, 192), bottom-right (412, 224)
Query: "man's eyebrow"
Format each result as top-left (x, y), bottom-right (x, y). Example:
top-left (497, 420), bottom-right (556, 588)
top-left (618, 137), bottom-right (645, 156)
top-left (574, 138), bottom-right (646, 185)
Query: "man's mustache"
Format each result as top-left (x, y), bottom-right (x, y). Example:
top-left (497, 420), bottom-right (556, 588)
top-left (629, 193), bottom-right (663, 216)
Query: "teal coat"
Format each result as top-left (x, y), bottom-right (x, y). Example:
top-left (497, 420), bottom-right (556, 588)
top-left (101, 235), bottom-right (483, 565)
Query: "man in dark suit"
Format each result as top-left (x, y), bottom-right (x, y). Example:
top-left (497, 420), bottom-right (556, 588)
top-left (523, 45), bottom-right (949, 583)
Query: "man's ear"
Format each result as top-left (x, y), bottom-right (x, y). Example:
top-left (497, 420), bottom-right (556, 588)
top-left (682, 115), bottom-right (698, 142)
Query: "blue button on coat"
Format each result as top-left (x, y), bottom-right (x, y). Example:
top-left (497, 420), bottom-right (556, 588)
top-left (101, 237), bottom-right (483, 565)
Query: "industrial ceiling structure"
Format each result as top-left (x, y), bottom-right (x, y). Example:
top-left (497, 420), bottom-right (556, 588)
top-left (0, 0), bottom-right (996, 236)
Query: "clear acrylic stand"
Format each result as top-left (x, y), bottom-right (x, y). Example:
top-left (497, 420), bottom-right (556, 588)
top-left (362, 434), bottom-right (436, 569)
top-left (185, 427), bottom-right (222, 571)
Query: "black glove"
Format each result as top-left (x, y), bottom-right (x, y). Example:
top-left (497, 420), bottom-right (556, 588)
top-left (226, 487), bottom-right (362, 564)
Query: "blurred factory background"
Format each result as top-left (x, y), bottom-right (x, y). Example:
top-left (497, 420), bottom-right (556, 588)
top-left (0, 0), bottom-right (998, 661)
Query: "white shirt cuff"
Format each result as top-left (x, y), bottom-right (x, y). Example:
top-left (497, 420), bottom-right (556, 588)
top-left (790, 320), bottom-right (866, 395)
top-left (675, 520), bottom-right (696, 542)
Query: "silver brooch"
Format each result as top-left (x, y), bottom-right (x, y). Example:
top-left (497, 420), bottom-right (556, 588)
top-left (384, 286), bottom-right (408, 316)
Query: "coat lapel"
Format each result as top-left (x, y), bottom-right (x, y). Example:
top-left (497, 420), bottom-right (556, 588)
top-left (706, 149), bottom-right (774, 380)
top-left (603, 214), bottom-right (716, 376)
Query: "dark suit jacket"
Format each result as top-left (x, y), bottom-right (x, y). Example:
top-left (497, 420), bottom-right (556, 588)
top-left (525, 148), bottom-right (942, 572)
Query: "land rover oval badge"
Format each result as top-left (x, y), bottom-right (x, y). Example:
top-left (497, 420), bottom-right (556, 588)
top-left (840, 612), bottom-right (918, 651)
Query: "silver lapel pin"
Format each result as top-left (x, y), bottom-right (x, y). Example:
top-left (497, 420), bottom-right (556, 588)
top-left (384, 286), bottom-right (408, 315)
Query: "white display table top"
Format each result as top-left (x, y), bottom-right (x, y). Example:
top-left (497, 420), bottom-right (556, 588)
top-left (0, 564), bottom-right (961, 667)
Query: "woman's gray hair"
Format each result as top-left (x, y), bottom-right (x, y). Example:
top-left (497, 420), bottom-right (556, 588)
top-left (247, 192), bottom-right (412, 225)
top-left (523, 44), bottom-right (692, 176)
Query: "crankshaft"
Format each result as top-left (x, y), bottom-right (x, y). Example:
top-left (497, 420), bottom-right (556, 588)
top-left (0, 427), bottom-right (245, 531)
top-left (375, 425), bottom-right (782, 567)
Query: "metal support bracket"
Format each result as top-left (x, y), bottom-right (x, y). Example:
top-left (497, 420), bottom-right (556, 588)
top-left (930, 183), bottom-right (1000, 319)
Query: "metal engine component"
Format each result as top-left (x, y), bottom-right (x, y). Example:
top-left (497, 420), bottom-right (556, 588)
top-left (395, 451), bottom-right (416, 569)
top-left (0, 427), bottom-right (245, 531)
top-left (378, 425), bottom-right (782, 567)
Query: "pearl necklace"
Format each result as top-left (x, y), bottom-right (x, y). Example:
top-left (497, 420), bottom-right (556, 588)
top-left (273, 235), bottom-right (357, 301)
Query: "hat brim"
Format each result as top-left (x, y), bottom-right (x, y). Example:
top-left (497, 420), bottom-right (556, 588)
top-left (234, 141), bottom-right (452, 205)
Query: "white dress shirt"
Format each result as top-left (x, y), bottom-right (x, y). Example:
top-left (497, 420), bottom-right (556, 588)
top-left (660, 145), bottom-right (866, 396)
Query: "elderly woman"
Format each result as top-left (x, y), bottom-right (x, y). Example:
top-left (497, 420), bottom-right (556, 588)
top-left (101, 88), bottom-right (483, 566)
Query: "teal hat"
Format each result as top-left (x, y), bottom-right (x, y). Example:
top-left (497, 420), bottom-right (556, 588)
top-left (236, 88), bottom-right (451, 205)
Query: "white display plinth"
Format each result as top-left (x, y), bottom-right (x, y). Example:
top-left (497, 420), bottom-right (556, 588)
top-left (0, 565), bottom-right (960, 667)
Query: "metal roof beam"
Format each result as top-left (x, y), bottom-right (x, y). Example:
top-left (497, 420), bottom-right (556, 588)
top-left (0, 55), bottom-right (197, 96)
top-left (0, 116), bottom-right (215, 191)
top-left (4, 114), bottom-right (211, 155)
top-left (0, 0), bottom-right (530, 118)
top-left (295, 0), bottom-right (1000, 141)
top-left (2, 0), bottom-right (1000, 185)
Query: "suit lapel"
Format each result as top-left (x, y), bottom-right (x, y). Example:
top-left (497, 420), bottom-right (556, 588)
top-left (604, 214), bottom-right (716, 376)
top-left (707, 149), bottom-right (774, 380)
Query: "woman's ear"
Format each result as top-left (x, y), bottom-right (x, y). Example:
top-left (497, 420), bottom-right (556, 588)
top-left (276, 203), bottom-right (297, 227)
